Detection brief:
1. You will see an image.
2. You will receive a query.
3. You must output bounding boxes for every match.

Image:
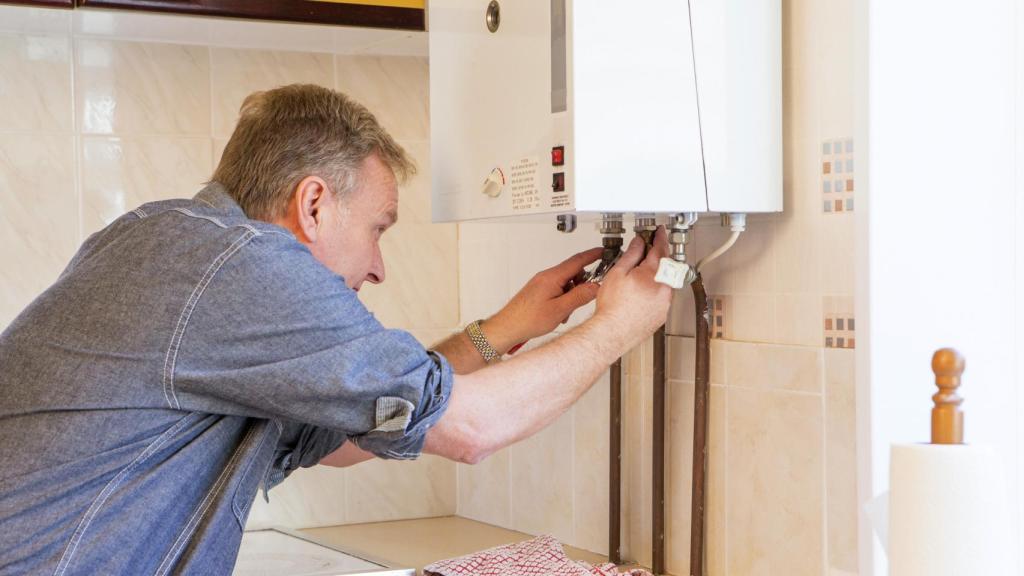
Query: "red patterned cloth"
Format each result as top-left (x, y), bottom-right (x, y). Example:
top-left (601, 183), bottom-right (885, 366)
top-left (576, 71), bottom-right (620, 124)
top-left (423, 535), bottom-right (653, 576)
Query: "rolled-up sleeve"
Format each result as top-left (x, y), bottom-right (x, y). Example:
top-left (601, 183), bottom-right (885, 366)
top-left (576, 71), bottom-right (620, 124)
top-left (351, 351), bottom-right (452, 459)
top-left (170, 233), bottom-right (453, 461)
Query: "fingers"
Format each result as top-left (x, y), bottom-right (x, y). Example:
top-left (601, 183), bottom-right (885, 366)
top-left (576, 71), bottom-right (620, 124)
top-left (605, 234), bottom-right (645, 280)
top-left (546, 247), bottom-right (604, 283)
top-left (554, 281), bottom-right (599, 318)
top-left (639, 226), bottom-right (670, 271)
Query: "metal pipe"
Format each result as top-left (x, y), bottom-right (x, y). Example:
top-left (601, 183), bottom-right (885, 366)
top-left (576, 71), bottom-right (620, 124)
top-left (609, 357), bottom-right (622, 564)
top-left (689, 274), bottom-right (711, 576)
top-left (605, 212), bottom-right (626, 566)
top-left (652, 325), bottom-right (667, 575)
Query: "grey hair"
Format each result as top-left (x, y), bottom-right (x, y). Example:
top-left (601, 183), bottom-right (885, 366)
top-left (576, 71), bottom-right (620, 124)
top-left (212, 84), bottom-right (416, 221)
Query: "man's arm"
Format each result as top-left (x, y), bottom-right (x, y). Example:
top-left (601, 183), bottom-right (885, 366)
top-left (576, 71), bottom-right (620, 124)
top-left (431, 247), bottom-right (603, 375)
top-left (423, 229), bottom-right (671, 464)
top-left (319, 247), bottom-right (604, 467)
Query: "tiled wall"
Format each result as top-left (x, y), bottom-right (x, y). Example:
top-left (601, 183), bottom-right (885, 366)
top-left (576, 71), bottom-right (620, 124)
top-left (0, 5), bottom-right (454, 529)
top-left (455, 1), bottom-right (859, 575)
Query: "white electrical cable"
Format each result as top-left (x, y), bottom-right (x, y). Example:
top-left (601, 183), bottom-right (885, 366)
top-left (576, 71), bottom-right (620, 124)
top-left (696, 213), bottom-right (747, 272)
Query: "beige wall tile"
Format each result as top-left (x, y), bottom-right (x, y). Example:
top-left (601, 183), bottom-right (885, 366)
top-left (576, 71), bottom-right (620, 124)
top-left (820, 212), bottom-right (854, 296)
top-left (0, 6), bottom-right (70, 36)
top-left (573, 371), bottom-right (610, 555)
top-left (335, 55), bottom-right (428, 141)
top-left (727, 294), bottom-right (776, 343)
top-left (247, 465), bottom-right (348, 530)
top-left (775, 293), bottom-right (825, 348)
top-left (786, 137), bottom-right (828, 220)
top-left (726, 341), bottom-right (822, 393)
top-left (346, 455), bottom-right (456, 524)
top-left (825, 348), bottom-right (858, 573)
top-left (667, 336), bottom-right (697, 382)
top-left (622, 371), bottom-right (652, 566)
top-left (0, 34), bottom-right (72, 132)
top-left (706, 384), bottom-right (728, 576)
top-left (665, 380), bottom-right (727, 575)
top-left (210, 48), bottom-right (334, 137)
top-left (782, 0), bottom-right (821, 145)
top-left (358, 221), bottom-right (459, 330)
top-left (710, 340), bottom-right (727, 385)
top-left (459, 221), bottom-right (511, 323)
top-left (79, 136), bottom-right (212, 236)
top-left (774, 214), bottom-right (821, 295)
top-left (817, 0), bottom-right (856, 139)
top-left (397, 140), bottom-right (431, 225)
top-left (75, 39), bottom-right (210, 135)
top-left (727, 387), bottom-right (823, 575)
top-left (74, 9), bottom-right (212, 45)
top-left (509, 407), bottom-right (575, 543)
top-left (457, 448), bottom-right (511, 527)
top-left (0, 134), bottom-right (76, 328)
top-left (665, 283), bottom-right (697, 337)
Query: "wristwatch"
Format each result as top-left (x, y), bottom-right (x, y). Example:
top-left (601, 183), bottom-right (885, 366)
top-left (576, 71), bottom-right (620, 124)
top-left (465, 320), bottom-right (500, 363)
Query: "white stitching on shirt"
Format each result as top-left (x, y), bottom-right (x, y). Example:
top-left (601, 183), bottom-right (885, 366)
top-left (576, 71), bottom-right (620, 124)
top-left (162, 230), bottom-right (255, 409)
top-left (52, 413), bottom-right (200, 576)
top-left (168, 207), bottom-right (292, 240)
top-left (153, 424), bottom-right (258, 576)
top-left (170, 207), bottom-right (258, 234)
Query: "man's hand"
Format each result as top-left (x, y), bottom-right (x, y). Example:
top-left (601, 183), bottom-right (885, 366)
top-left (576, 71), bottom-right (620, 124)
top-left (483, 247), bottom-right (604, 353)
top-left (591, 227), bottom-right (673, 352)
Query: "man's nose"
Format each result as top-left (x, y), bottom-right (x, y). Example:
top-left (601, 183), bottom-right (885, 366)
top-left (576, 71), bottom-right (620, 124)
top-left (367, 255), bottom-right (385, 285)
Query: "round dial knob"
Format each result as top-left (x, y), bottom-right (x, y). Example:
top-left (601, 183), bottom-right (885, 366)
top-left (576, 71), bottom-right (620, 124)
top-left (481, 167), bottom-right (505, 198)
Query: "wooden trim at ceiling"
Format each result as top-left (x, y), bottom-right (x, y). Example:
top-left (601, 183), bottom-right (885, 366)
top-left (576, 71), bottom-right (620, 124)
top-left (1, 0), bottom-right (73, 7)
top-left (75, 0), bottom-right (425, 30)
top-left (309, 0), bottom-right (423, 8)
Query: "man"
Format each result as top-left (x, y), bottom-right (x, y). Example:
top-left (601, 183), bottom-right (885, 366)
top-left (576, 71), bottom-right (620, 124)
top-left (0, 84), bottom-right (671, 573)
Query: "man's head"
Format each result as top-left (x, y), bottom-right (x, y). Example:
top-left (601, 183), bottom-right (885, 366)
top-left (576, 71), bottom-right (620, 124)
top-left (212, 84), bottom-right (415, 291)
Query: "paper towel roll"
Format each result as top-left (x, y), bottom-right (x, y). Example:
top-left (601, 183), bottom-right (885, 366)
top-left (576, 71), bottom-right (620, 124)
top-left (889, 443), bottom-right (1012, 576)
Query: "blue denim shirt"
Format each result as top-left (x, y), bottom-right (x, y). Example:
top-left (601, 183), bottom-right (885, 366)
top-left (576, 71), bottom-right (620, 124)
top-left (0, 184), bottom-right (453, 575)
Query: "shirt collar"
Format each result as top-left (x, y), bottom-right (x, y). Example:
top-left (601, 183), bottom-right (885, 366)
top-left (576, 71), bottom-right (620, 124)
top-left (193, 182), bottom-right (249, 218)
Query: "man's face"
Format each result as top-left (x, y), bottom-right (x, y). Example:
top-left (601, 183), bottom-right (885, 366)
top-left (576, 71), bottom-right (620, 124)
top-left (310, 153), bottom-right (398, 291)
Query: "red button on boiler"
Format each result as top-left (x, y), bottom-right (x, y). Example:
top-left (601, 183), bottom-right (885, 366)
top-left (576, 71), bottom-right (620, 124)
top-left (551, 146), bottom-right (565, 166)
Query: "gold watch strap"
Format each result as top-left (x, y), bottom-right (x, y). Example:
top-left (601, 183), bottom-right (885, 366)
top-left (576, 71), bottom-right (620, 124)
top-left (466, 320), bottom-right (499, 363)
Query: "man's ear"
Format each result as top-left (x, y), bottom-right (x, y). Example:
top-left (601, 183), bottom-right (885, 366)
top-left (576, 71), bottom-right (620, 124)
top-left (292, 176), bottom-right (330, 243)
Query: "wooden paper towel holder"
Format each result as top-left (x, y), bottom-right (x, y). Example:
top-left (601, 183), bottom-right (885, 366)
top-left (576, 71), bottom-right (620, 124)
top-left (931, 348), bottom-right (964, 445)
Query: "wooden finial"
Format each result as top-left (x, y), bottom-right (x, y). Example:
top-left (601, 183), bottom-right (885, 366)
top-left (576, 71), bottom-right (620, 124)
top-left (931, 348), bottom-right (965, 444)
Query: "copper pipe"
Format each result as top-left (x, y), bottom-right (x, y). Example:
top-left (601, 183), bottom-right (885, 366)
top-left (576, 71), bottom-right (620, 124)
top-left (689, 274), bottom-right (710, 576)
top-left (652, 325), bottom-right (667, 574)
top-left (609, 358), bottom-right (622, 564)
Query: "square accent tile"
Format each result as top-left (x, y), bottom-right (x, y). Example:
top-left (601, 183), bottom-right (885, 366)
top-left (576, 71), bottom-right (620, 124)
top-left (710, 295), bottom-right (730, 340)
top-left (822, 137), bottom-right (855, 214)
top-left (823, 296), bottom-right (855, 349)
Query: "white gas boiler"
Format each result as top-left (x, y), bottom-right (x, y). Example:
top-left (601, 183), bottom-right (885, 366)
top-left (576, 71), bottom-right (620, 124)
top-left (429, 0), bottom-right (783, 224)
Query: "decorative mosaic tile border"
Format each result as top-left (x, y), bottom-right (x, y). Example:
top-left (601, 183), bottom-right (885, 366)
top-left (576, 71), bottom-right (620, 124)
top-left (823, 295), bottom-right (855, 349)
top-left (710, 295), bottom-right (729, 339)
top-left (822, 138), bottom-right (854, 214)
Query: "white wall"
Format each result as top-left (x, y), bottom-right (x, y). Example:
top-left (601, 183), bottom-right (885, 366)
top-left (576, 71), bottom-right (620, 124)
top-left (860, 1), bottom-right (1021, 573)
